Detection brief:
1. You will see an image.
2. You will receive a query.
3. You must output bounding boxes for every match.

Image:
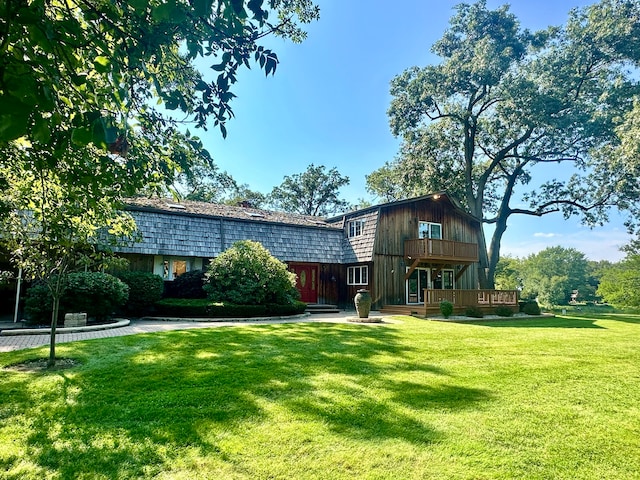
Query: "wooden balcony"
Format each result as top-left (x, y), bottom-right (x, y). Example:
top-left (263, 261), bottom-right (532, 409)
top-left (405, 238), bottom-right (478, 264)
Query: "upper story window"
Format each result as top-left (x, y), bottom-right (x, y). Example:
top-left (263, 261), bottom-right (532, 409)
top-left (419, 221), bottom-right (442, 239)
top-left (348, 219), bottom-right (366, 238)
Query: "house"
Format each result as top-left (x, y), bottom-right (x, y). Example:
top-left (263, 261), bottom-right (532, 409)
top-left (113, 193), bottom-right (518, 314)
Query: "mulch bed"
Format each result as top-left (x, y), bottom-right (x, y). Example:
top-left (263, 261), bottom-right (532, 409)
top-left (3, 357), bottom-right (82, 373)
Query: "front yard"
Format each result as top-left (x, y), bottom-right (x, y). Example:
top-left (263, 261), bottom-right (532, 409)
top-left (1, 313), bottom-right (638, 479)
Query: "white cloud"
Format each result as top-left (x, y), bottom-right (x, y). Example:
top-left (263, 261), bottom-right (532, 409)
top-left (533, 232), bottom-right (560, 238)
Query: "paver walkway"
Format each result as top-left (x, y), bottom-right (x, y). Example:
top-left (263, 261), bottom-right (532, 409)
top-left (0, 312), bottom-right (385, 353)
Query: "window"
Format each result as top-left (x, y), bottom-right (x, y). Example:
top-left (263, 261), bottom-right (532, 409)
top-left (347, 265), bottom-right (369, 285)
top-left (162, 257), bottom-right (189, 280)
top-left (348, 219), bottom-right (366, 238)
top-left (419, 221), bottom-right (442, 239)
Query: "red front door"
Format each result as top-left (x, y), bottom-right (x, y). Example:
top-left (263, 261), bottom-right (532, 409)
top-left (290, 264), bottom-right (318, 303)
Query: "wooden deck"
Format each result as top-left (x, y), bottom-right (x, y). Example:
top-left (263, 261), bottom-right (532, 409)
top-left (380, 289), bottom-right (519, 317)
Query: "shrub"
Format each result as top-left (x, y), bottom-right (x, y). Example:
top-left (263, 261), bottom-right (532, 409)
top-left (522, 301), bottom-right (541, 315)
top-left (155, 298), bottom-right (211, 317)
top-left (494, 306), bottom-right (514, 317)
top-left (113, 271), bottom-right (164, 315)
top-left (440, 300), bottom-right (454, 318)
top-left (25, 272), bottom-right (129, 323)
top-left (167, 269), bottom-right (207, 299)
top-left (204, 240), bottom-right (298, 305)
top-left (266, 301), bottom-right (307, 316)
top-left (24, 281), bottom-right (56, 325)
top-left (154, 299), bottom-right (307, 318)
top-left (64, 272), bottom-right (129, 320)
top-left (464, 305), bottom-right (484, 318)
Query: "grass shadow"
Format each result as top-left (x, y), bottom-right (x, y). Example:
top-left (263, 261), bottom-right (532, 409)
top-left (1, 321), bottom-right (483, 478)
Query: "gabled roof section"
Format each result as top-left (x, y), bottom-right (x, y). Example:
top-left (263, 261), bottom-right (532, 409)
top-left (326, 191), bottom-right (479, 225)
top-left (124, 197), bottom-right (342, 230)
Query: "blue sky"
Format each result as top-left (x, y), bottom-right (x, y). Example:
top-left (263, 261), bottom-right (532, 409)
top-left (197, 0), bottom-right (632, 262)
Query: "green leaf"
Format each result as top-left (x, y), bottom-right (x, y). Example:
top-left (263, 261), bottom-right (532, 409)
top-left (71, 126), bottom-right (93, 146)
top-left (129, 0), bottom-right (149, 12)
top-left (33, 118), bottom-right (52, 144)
top-left (152, 2), bottom-right (173, 21)
top-left (93, 56), bottom-right (111, 73)
top-left (192, 0), bottom-right (213, 17)
top-left (229, 0), bottom-right (247, 19)
top-left (0, 113), bottom-right (29, 142)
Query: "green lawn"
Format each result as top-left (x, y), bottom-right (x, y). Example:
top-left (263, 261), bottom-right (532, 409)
top-left (1, 314), bottom-right (639, 479)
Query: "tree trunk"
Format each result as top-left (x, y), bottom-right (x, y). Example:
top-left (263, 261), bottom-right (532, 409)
top-left (486, 214), bottom-right (510, 289)
top-left (476, 227), bottom-right (493, 289)
top-left (48, 295), bottom-right (59, 368)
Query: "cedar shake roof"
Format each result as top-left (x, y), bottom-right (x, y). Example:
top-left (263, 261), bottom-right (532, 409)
top-left (124, 197), bottom-right (340, 229)
top-left (116, 197), bottom-right (344, 263)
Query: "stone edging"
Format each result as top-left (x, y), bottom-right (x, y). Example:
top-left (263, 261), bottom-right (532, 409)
top-left (1, 319), bottom-right (131, 336)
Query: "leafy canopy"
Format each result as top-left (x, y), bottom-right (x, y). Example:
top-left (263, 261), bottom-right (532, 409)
top-left (367, 0), bottom-right (640, 287)
top-left (269, 164), bottom-right (350, 216)
top-left (597, 247), bottom-right (640, 307)
top-left (520, 246), bottom-right (590, 306)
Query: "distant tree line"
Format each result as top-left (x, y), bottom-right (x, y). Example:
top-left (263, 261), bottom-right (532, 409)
top-left (495, 244), bottom-right (639, 308)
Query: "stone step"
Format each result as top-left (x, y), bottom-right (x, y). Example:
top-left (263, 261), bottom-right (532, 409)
top-left (305, 304), bottom-right (340, 314)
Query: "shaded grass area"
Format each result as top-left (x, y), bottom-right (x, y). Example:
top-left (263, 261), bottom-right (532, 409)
top-left (1, 315), bottom-right (639, 479)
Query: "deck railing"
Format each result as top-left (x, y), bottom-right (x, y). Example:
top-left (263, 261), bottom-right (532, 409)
top-left (423, 289), bottom-right (519, 307)
top-left (405, 238), bottom-right (478, 263)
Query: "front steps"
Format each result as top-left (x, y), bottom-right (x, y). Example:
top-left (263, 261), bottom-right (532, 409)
top-left (305, 304), bottom-right (340, 314)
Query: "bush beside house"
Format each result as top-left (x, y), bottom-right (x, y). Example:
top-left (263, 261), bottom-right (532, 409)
top-left (113, 271), bottom-right (164, 315)
top-left (164, 269), bottom-right (207, 299)
top-left (24, 272), bottom-right (129, 324)
top-left (154, 240), bottom-right (305, 318)
top-left (154, 298), bottom-right (307, 318)
top-left (203, 240), bottom-right (300, 306)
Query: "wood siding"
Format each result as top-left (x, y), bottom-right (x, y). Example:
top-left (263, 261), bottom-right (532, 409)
top-left (371, 196), bottom-right (481, 308)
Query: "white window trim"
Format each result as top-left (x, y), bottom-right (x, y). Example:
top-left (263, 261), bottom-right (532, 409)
top-left (419, 221), bottom-right (442, 239)
top-left (348, 219), bottom-right (366, 238)
top-left (157, 256), bottom-right (191, 281)
top-left (347, 265), bottom-right (369, 286)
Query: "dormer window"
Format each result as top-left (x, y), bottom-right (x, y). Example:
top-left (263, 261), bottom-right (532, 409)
top-left (348, 219), bottom-right (365, 238)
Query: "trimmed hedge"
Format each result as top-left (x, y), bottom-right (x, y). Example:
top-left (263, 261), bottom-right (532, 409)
top-left (165, 269), bottom-right (207, 299)
top-left (24, 282), bottom-right (55, 325)
top-left (113, 271), bottom-right (164, 315)
top-left (204, 240), bottom-right (298, 305)
top-left (494, 306), bottom-right (514, 317)
top-left (64, 272), bottom-right (129, 320)
top-left (464, 305), bottom-right (484, 318)
top-left (522, 301), bottom-right (541, 315)
top-left (154, 298), bottom-right (307, 318)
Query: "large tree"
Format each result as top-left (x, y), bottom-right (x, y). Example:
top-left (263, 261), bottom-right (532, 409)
top-left (0, 0), bottom-right (318, 364)
top-left (368, 0), bottom-right (640, 288)
top-left (269, 164), bottom-right (351, 216)
top-left (520, 246), bottom-right (591, 306)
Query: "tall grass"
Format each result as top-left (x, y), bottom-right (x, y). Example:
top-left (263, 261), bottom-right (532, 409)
top-left (1, 313), bottom-right (639, 479)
